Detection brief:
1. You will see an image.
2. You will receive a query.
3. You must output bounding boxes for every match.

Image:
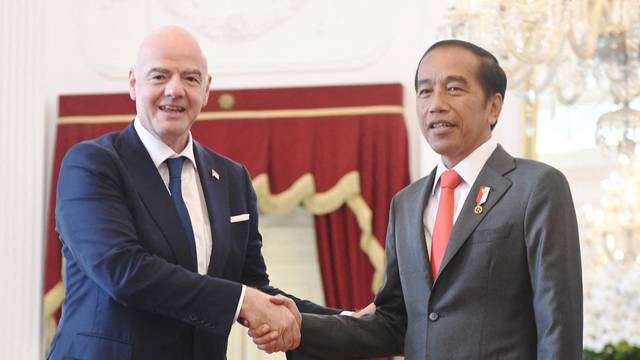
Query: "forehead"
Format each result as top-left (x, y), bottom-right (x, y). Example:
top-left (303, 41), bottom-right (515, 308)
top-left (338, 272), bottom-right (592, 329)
top-left (417, 46), bottom-right (481, 83)
top-left (136, 39), bottom-right (207, 74)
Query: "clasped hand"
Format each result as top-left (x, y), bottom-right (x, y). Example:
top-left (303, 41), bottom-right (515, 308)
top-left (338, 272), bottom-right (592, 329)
top-left (239, 288), bottom-right (301, 353)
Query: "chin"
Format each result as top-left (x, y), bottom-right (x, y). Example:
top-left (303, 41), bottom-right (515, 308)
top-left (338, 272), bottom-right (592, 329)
top-left (160, 117), bottom-right (189, 128)
top-left (427, 140), bottom-right (454, 154)
top-left (156, 122), bottom-right (187, 136)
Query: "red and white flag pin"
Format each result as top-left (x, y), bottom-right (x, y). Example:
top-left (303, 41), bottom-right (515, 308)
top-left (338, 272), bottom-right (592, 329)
top-left (474, 186), bottom-right (490, 214)
top-left (211, 169), bottom-right (220, 180)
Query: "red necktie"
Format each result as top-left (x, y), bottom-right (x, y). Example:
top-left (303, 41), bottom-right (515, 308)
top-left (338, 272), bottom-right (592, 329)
top-left (431, 169), bottom-right (462, 280)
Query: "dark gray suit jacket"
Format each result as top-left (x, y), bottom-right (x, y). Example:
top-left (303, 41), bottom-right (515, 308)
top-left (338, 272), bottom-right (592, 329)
top-left (290, 145), bottom-right (583, 359)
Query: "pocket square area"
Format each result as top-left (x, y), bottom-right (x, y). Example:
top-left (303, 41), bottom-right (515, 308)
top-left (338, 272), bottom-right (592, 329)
top-left (230, 214), bottom-right (250, 223)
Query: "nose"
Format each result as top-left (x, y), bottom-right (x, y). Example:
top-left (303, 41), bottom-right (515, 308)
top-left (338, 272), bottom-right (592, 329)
top-left (164, 75), bottom-right (185, 98)
top-left (429, 88), bottom-right (449, 113)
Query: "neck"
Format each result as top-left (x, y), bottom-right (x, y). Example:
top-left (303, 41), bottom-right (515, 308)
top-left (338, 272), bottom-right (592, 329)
top-left (441, 157), bottom-right (459, 169)
top-left (441, 134), bottom-right (493, 169)
top-left (163, 134), bottom-right (189, 154)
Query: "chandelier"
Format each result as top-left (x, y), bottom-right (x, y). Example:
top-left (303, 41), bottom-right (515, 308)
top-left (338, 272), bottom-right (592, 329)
top-left (583, 170), bottom-right (640, 266)
top-left (596, 103), bottom-right (640, 157)
top-left (582, 168), bottom-right (640, 350)
top-left (437, 0), bottom-right (640, 159)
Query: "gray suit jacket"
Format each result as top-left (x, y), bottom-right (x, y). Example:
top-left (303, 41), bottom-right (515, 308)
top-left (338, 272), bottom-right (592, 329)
top-left (290, 145), bottom-right (583, 359)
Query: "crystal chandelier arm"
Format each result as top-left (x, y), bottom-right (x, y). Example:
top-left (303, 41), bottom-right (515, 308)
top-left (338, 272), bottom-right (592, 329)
top-left (553, 81), bottom-right (584, 105)
top-left (503, 62), bottom-right (532, 90)
top-left (551, 54), bottom-right (588, 106)
top-left (566, 0), bottom-right (606, 59)
top-left (503, 33), bottom-right (564, 65)
top-left (528, 54), bottom-right (565, 94)
top-left (508, 54), bottom-right (563, 95)
top-left (500, 0), bottom-right (566, 64)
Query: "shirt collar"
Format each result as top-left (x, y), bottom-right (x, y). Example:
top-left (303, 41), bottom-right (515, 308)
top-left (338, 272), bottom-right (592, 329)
top-left (134, 116), bottom-right (197, 169)
top-left (432, 136), bottom-right (498, 195)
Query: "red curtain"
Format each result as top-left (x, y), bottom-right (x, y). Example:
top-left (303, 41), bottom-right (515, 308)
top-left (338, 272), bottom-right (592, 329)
top-left (45, 84), bottom-right (409, 356)
top-left (312, 112), bottom-right (409, 309)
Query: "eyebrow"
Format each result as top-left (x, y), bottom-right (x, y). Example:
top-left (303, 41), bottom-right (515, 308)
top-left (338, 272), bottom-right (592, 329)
top-left (145, 68), bottom-right (203, 78)
top-left (146, 67), bottom-right (170, 76)
top-left (416, 75), bottom-right (470, 88)
top-left (183, 69), bottom-right (203, 78)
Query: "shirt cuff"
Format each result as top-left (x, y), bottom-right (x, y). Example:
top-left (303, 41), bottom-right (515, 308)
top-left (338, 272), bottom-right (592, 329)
top-left (340, 310), bottom-right (355, 316)
top-left (233, 285), bottom-right (247, 324)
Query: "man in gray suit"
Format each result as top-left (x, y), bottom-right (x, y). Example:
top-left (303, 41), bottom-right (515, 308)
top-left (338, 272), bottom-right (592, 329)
top-left (253, 40), bottom-right (583, 359)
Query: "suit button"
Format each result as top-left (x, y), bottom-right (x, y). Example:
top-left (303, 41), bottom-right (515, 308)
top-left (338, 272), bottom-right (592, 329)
top-left (428, 312), bottom-right (439, 321)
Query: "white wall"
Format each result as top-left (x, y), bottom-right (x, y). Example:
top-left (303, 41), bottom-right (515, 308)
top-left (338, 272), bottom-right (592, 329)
top-left (0, 1), bottom-right (525, 358)
top-left (0, 0), bottom-right (46, 359)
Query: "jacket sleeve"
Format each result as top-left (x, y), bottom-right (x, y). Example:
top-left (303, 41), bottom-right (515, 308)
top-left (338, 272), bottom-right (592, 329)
top-left (288, 198), bottom-right (406, 359)
top-left (524, 167), bottom-right (583, 359)
top-left (56, 142), bottom-right (243, 337)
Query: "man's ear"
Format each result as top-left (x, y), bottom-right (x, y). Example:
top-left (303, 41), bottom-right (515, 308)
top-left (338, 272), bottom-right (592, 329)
top-left (202, 74), bottom-right (213, 107)
top-left (488, 93), bottom-right (503, 127)
top-left (128, 68), bottom-right (136, 101)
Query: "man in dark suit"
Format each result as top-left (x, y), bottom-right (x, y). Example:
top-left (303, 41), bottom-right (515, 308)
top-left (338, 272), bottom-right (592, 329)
top-left (267, 40), bottom-right (583, 359)
top-left (47, 26), bottom-right (340, 360)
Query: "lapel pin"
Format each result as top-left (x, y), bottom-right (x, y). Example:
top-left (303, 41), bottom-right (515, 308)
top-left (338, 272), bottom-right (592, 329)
top-left (474, 186), bottom-right (490, 215)
top-left (211, 169), bottom-right (220, 180)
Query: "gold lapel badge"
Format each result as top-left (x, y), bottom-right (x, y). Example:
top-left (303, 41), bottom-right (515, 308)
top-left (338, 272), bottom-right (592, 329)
top-left (474, 186), bottom-right (490, 215)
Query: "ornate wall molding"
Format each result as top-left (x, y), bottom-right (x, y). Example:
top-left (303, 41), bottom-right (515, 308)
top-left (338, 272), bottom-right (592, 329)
top-left (77, 0), bottom-right (397, 78)
top-left (159, 0), bottom-right (311, 42)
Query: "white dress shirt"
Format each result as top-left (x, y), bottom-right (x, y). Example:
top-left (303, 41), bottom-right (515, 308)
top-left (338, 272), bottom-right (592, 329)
top-left (423, 137), bottom-right (498, 258)
top-left (134, 118), bottom-right (213, 275)
top-left (134, 118), bottom-right (245, 321)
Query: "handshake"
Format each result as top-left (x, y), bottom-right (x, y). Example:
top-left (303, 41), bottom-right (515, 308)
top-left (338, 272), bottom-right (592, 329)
top-left (238, 287), bottom-right (303, 354)
top-left (238, 287), bottom-right (376, 354)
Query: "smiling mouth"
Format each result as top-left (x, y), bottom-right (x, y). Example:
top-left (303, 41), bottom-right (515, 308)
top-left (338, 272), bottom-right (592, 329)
top-left (159, 105), bottom-right (186, 113)
top-left (429, 121), bottom-right (455, 129)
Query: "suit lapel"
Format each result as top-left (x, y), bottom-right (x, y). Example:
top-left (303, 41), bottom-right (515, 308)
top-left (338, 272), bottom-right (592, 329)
top-left (408, 169), bottom-right (437, 289)
top-left (438, 145), bottom-right (515, 279)
top-left (193, 142), bottom-right (230, 277)
top-left (116, 123), bottom-right (196, 270)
